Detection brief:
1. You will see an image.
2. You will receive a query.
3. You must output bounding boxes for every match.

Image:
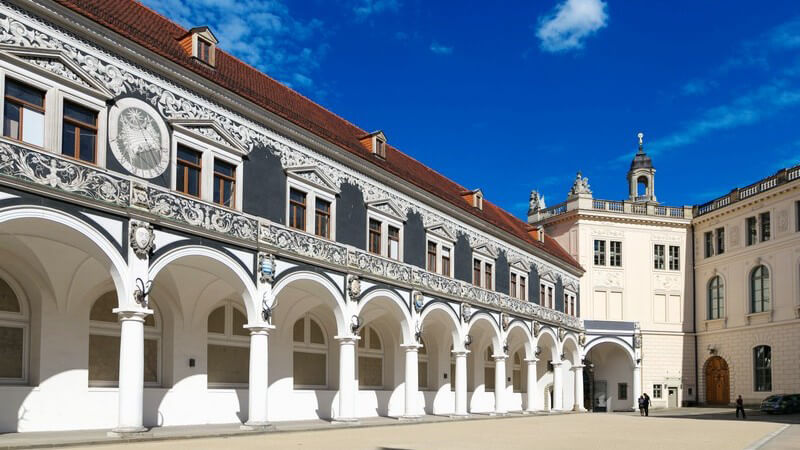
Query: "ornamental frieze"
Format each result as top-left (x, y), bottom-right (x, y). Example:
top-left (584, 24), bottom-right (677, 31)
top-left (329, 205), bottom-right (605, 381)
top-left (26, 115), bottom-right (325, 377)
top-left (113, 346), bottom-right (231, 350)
top-left (0, 141), bottom-right (129, 206)
top-left (148, 188), bottom-right (258, 241)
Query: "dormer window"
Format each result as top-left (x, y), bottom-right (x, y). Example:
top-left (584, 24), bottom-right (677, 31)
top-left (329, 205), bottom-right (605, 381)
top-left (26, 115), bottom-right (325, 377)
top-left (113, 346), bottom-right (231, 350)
top-left (460, 189), bottom-right (484, 210)
top-left (179, 26), bottom-right (219, 67)
top-left (359, 130), bottom-right (387, 158)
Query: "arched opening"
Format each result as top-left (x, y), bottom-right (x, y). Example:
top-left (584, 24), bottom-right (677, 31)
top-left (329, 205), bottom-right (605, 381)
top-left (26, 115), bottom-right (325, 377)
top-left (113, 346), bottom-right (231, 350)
top-left (505, 323), bottom-right (532, 412)
top-left (464, 315), bottom-right (502, 414)
top-left (418, 304), bottom-right (461, 415)
top-left (704, 356), bottom-right (729, 405)
top-left (0, 275), bottom-right (28, 384)
top-left (292, 314), bottom-right (328, 389)
top-left (561, 335), bottom-right (581, 410)
top-left (584, 340), bottom-right (634, 412)
top-left (636, 176), bottom-right (649, 198)
top-left (206, 301), bottom-right (249, 387)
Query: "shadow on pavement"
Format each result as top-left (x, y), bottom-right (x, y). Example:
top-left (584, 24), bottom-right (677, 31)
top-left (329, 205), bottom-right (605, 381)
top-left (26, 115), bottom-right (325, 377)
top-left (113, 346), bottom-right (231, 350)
top-left (612, 407), bottom-right (800, 425)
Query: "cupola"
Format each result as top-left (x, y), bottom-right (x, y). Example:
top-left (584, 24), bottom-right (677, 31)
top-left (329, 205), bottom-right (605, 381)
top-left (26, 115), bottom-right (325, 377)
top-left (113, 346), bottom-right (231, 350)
top-left (178, 26), bottom-right (218, 67)
top-left (627, 132), bottom-right (658, 203)
top-left (359, 131), bottom-right (387, 158)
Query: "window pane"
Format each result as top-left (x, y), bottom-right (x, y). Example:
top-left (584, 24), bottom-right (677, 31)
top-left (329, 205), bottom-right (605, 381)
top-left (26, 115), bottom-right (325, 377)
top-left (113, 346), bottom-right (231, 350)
top-left (293, 318), bottom-right (304, 342)
top-left (369, 328), bottom-right (381, 350)
top-left (208, 344), bottom-right (249, 384)
top-left (207, 306), bottom-right (225, 334)
top-left (427, 241), bottom-right (437, 271)
top-left (64, 101), bottom-right (96, 126)
top-left (22, 107), bottom-right (44, 147)
top-left (309, 319), bottom-right (324, 345)
top-left (0, 326), bottom-right (24, 379)
top-left (419, 361), bottom-right (428, 388)
top-left (177, 146), bottom-right (201, 164)
top-left (5, 80), bottom-right (44, 107)
top-left (232, 308), bottom-right (249, 336)
top-left (0, 279), bottom-right (20, 312)
top-left (88, 334), bottom-right (120, 383)
top-left (144, 338), bottom-right (158, 383)
top-left (186, 166), bottom-right (200, 197)
top-left (294, 351), bottom-right (326, 386)
top-left (358, 356), bottom-right (382, 387)
top-left (3, 102), bottom-right (20, 139)
top-left (214, 160), bottom-right (235, 177)
top-left (61, 122), bottom-right (76, 156)
top-left (79, 129), bottom-right (96, 163)
top-left (90, 292), bottom-right (118, 323)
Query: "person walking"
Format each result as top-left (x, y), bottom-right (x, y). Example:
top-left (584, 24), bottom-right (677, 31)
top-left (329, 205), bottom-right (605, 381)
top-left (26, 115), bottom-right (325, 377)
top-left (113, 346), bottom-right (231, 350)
top-left (638, 395), bottom-right (645, 416)
top-left (735, 395), bottom-right (746, 419)
top-left (643, 393), bottom-right (651, 416)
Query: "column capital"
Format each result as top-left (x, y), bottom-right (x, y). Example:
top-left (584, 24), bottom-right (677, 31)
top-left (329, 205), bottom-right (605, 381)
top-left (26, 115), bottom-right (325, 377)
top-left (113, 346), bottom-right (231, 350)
top-left (113, 308), bottom-right (152, 322)
top-left (492, 354), bottom-right (508, 361)
top-left (570, 364), bottom-right (585, 371)
top-left (244, 324), bottom-right (275, 335)
top-left (401, 343), bottom-right (422, 351)
top-left (451, 349), bottom-right (470, 357)
top-left (335, 335), bottom-right (361, 344)
top-left (551, 360), bottom-right (564, 367)
top-left (524, 358), bottom-right (539, 364)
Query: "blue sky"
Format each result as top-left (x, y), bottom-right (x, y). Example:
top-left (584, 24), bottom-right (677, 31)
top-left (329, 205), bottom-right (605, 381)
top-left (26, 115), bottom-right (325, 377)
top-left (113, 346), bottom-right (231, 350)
top-left (143, 0), bottom-right (800, 218)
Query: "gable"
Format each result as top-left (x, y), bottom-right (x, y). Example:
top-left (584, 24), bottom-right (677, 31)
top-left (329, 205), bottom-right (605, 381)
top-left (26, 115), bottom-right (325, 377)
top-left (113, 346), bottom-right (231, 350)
top-left (0, 46), bottom-right (113, 98)
top-left (285, 166), bottom-right (340, 194)
top-left (170, 119), bottom-right (248, 155)
top-left (366, 199), bottom-right (407, 222)
top-left (425, 223), bottom-right (456, 242)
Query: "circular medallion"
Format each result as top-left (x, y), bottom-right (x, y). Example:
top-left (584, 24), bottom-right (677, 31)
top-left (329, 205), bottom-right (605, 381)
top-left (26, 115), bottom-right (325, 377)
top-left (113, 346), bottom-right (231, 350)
top-left (108, 98), bottom-right (169, 179)
top-left (133, 226), bottom-right (151, 249)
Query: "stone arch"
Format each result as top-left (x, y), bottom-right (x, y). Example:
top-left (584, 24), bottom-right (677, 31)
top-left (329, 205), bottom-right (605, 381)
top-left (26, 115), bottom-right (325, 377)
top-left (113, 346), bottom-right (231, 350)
top-left (356, 288), bottom-right (414, 346)
top-left (419, 301), bottom-right (463, 349)
top-left (583, 336), bottom-right (635, 364)
top-left (465, 312), bottom-right (502, 353)
top-left (561, 333), bottom-right (581, 365)
top-left (272, 269), bottom-right (348, 336)
top-left (505, 320), bottom-right (534, 359)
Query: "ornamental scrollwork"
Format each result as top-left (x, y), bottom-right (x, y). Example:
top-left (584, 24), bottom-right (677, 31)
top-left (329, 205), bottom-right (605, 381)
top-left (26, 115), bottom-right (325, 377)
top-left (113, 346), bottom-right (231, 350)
top-left (0, 142), bottom-right (129, 206)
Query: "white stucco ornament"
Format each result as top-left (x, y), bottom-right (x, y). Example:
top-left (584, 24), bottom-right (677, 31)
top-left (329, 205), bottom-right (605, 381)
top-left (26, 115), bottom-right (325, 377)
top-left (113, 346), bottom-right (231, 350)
top-left (129, 220), bottom-right (155, 259)
top-left (109, 97), bottom-right (170, 179)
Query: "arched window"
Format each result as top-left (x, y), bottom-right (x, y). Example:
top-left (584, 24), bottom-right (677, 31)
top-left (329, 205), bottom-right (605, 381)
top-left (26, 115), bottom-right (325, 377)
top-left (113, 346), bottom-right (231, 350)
top-left (89, 291), bottom-right (161, 386)
top-left (293, 314), bottom-right (327, 388)
top-left (708, 276), bottom-right (724, 320)
top-left (512, 351), bottom-right (522, 393)
top-left (753, 345), bottom-right (771, 392)
top-left (418, 338), bottom-right (428, 389)
top-left (358, 325), bottom-right (383, 388)
top-left (0, 277), bottom-right (27, 383)
top-left (750, 265), bottom-right (770, 313)
top-left (484, 347), bottom-right (495, 391)
top-left (207, 301), bottom-right (249, 387)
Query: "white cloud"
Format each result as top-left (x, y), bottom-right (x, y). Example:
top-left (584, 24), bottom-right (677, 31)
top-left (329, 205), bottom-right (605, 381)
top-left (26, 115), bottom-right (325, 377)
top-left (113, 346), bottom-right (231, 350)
top-left (536, 0), bottom-right (608, 53)
top-left (430, 42), bottom-right (453, 55)
top-left (353, 0), bottom-right (401, 21)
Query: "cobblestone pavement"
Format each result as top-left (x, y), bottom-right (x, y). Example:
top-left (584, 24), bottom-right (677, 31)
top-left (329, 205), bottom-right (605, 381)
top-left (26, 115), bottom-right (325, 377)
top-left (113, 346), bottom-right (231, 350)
top-left (68, 410), bottom-right (789, 450)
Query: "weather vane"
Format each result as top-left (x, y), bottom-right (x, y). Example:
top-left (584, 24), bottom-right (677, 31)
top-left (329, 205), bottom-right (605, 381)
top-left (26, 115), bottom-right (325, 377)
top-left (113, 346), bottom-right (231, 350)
top-left (638, 132), bottom-right (644, 146)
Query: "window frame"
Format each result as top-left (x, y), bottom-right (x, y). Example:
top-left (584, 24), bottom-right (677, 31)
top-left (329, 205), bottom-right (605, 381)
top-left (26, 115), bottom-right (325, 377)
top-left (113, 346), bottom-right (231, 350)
top-left (564, 290), bottom-right (577, 316)
top-left (750, 265), bottom-right (771, 313)
top-left (292, 313), bottom-right (329, 389)
top-left (618, 382), bottom-right (628, 400)
top-left (207, 300), bottom-right (250, 389)
top-left (653, 384), bottom-right (663, 399)
top-left (609, 240), bottom-right (622, 267)
top-left (759, 212), bottom-right (771, 242)
top-left (0, 273), bottom-right (29, 385)
top-left (212, 158), bottom-right (237, 208)
top-left (593, 239), bottom-right (606, 266)
top-left (285, 176), bottom-right (337, 240)
top-left (357, 325), bottom-right (384, 389)
top-left (746, 217), bottom-right (757, 246)
top-left (365, 209), bottom-right (404, 261)
top-left (171, 131), bottom-right (244, 210)
top-left (653, 244), bottom-right (666, 270)
top-left (540, 278), bottom-right (555, 309)
top-left (509, 266), bottom-right (528, 301)
top-left (753, 345), bottom-right (772, 392)
top-left (425, 233), bottom-right (454, 278)
top-left (707, 275), bottom-right (724, 320)
top-left (472, 252), bottom-right (496, 290)
top-left (715, 227), bottom-right (725, 255)
top-left (704, 231), bottom-right (714, 258)
top-left (668, 245), bottom-right (680, 271)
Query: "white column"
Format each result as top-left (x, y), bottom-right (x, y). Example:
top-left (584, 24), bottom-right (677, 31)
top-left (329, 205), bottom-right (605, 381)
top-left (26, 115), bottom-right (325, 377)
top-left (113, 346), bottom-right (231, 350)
top-left (453, 350), bottom-right (469, 417)
top-left (633, 364), bottom-right (642, 411)
top-left (242, 325), bottom-right (275, 429)
top-left (112, 309), bottom-right (151, 434)
top-left (572, 365), bottom-right (585, 411)
top-left (335, 336), bottom-right (359, 422)
top-left (493, 355), bottom-right (508, 415)
top-left (402, 344), bottom-right (421, 419)
top-left (524, 358), bottom-right (538, 413)
top-left (552, 360), bottom-right (563, 411)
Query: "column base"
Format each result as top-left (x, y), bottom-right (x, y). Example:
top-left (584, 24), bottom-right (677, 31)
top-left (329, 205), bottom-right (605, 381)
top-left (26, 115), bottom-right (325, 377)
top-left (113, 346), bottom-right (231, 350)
top-left (521, 410), bottom-right (538, 415)
top-left (240, 422), bottom-right (274, 431)
top-left (107, 426), bottom-right (147, 437)
top-left (331, 418), bottom-right (360, 425)
top-left (489, 412), bottom-right (509, 417)
top-left (398, 415), bottom-right (423, 421)
top-left (572, 406), bottom-right (587, 412)
top-left (449, 413), bottom-right (470, 419)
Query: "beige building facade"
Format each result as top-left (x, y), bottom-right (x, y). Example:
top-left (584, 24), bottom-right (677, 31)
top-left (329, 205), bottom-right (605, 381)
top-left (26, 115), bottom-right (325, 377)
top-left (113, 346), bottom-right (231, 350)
top-left (693, 166), bottom-right (800, 405)
top-left (530, 137), bottom-right (696, 410)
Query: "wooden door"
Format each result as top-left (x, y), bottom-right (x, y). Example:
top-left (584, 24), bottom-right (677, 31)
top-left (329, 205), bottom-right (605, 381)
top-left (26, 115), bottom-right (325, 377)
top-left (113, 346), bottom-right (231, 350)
top-left (705, 356), bottom-right (729, 405)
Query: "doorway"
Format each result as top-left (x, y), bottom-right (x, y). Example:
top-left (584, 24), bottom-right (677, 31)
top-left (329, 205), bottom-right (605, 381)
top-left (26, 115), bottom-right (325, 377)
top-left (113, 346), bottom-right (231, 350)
top-left (594, 380), bottom-right (608, 412)
top-left (705, 356), bottom-right (730, 405)
top-left (668, 387), bottom-right (678, 408)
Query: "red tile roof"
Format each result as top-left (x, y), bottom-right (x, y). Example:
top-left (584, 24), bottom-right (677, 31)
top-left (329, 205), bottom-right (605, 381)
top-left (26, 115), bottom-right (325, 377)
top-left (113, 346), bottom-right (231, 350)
top-left (51, 0), bottom-right (582, 272)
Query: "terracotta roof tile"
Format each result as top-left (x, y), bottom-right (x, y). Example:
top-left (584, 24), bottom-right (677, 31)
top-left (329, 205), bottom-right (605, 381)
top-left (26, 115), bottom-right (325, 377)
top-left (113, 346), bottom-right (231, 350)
top-left (51, 0), bottom-right (582, 272)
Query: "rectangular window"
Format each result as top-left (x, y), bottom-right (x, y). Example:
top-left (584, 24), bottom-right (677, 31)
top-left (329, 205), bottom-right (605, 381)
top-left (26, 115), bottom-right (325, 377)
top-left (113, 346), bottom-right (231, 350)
top-left (716, 227), bottom-right (725, 255)
top-left (520, 276), bottom-right (526, 301)
top-left (388, 225), bottom-right (400, 260)
top-left (539, 284), bottom-right (545, 306)
top-left (485, 262), bottom-right (493, 289)
top-left (754, 346), bottom-right (772, 392)
top-left (368, 219), bottom-right (381, 255)
top-left (314, 198), bottom-right (331, 238)
top-left (427, 241), bottom-right (437, 272)
top-left (593, 240), bottom-right (606, 266)
top-left (654, 244), bottom-right (665, 270)
top-left (746, 217), bottom-right (757, 246)
top-left (3, 79), bottom-right (45, 147)
top-left (669, 246), bottom-right (680, 271)
top-left (197, 39), bottom-right (211, 64)
top-left (547, 286), bottom-right (553, 309)
top-left (510, 273), bottom-right (517, 298)
top-left (759, 212), bottom-right (770, 242)
top-left (213, 159), bottom-right (236, 207)
top-left (609, 241), bottom-right (622, 267)
top-left (176, 145), bottom-right (202, 197)
top-left (618, 382), bottom-right (628, 400)
top-left (473, 259), bottom-right (481, 287)
top-left (704, 231), bottom-right (714, 258)
top-left (441, 246), bottom-right (451, 277)
top-left (653, 384), bottom-right (662, 399)
top-left (288, 188), bottom-right (306, 231)
top-left (62, 101), bottom-right (97, 163)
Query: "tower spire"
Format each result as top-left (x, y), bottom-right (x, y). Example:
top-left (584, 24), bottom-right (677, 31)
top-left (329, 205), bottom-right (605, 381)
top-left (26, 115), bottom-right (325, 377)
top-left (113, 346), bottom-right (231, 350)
top-left (637, 132), bottom-right (644, 153)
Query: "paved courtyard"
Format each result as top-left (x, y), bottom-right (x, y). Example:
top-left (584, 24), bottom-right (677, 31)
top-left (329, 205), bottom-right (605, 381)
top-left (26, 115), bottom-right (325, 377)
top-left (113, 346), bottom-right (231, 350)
top-left (48, 409), bottom-right (795, 450)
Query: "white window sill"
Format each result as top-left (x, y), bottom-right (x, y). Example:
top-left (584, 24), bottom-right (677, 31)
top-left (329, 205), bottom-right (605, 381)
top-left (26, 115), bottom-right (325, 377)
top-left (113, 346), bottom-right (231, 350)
top-left (746, 310), bottom-right (771, 325)
top-left (703, 317), bottom-right (726, 331)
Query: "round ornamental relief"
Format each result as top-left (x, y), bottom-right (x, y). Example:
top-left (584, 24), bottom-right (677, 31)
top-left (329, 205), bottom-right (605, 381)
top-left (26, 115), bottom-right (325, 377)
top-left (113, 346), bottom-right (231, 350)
top-left (108, 98), bottom-right (170, 179)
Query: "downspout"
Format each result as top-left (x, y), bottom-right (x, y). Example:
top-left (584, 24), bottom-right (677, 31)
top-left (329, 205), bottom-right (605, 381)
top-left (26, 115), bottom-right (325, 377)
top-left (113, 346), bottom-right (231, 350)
top-left (691, 223), bottom-right (698, 407)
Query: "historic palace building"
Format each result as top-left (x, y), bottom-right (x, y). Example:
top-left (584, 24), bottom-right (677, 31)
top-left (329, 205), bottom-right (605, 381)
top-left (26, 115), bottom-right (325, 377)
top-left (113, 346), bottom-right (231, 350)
top-left (0, 0), bottom-right (587, 434)
top-left (531, 135), bottom-right (800, 412)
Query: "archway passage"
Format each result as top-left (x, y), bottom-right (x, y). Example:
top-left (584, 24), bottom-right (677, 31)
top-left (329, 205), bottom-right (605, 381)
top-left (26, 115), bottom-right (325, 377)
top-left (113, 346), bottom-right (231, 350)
top-left (584, 340), bottom-right (634, 412)
top-left (705, 356), bottom-right (729, 405)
